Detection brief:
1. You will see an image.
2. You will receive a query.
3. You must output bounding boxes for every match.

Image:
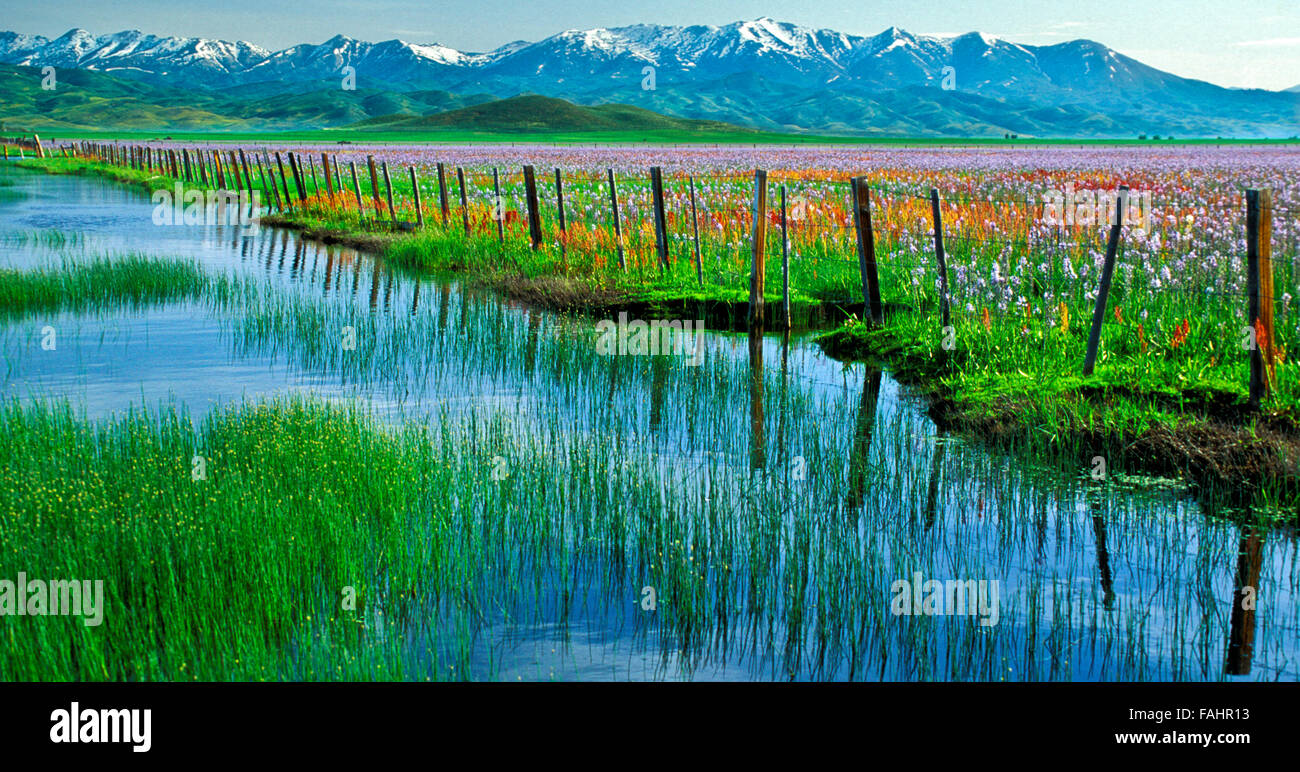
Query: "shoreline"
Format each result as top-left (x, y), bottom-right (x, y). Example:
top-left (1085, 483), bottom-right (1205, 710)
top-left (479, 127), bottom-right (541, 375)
top-left (10, 155), bottom-right (1298, 515)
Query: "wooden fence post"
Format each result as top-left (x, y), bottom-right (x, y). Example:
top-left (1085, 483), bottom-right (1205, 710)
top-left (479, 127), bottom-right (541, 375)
top-left (850, 177), bottom-right (884, 324)
top-left (608, 169), bottom-right (626, 271)
top-left (688, 174), bottom-right (703, 286)
top-left (322, 153), bottom-right (334, 197)
top-left (781, 184), bottom-right (791, 330)
top-left (555, 168), bottom-right (567, 260)
top-left (366, 155), bottom-right (381, 214)
top-left (1082, 186), bottom-right (1129, 376)
top-left (274, 153), bottom-right (290, 205)
top-left (437, 162), bottom-right (450, 224)
top-left (410, 167), bottom-right (424, 228)
top-left (929, 188), bottom-right (951, 329)
top-left (349, 162), bottom-right (362, 210)
top-left (749, 169), bottom-right (769, 327)
top-left (381, 161), bottom-right (396, 221)
top-left (492, 168), bottom-right (504, 242)
top-left (1247, 188), bottom-right (1275, 408)
top-left (650, 166), bottom-right (670, 272)
top-left (456, 167), bottom-right (470, 233)
top-left (523, 165), bottom-right (542, 249)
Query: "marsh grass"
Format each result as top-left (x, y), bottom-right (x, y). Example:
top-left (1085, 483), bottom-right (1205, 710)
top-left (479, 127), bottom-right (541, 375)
top-left (0, 254), bottom-right (210, 318)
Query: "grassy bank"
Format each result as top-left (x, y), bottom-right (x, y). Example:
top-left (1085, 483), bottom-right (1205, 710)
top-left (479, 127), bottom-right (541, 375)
top-left (11, 153), bottom-right (1300, 505)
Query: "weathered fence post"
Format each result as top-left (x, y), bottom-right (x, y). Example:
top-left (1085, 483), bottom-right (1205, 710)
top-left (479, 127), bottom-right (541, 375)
top-left (492, 168), bottom-right (504, 242)
top-left (1082, 186), bottom-right (1129, 376)
top-left (781, 184), bottom-right (791, 330)
top-left (1247, 188), bottom-right (1275, 408)
top-left (650, 166), bottom-right (670, 272)
top-left (409, 167), bottom-right (424, 228)
top-left (749, 169), bottom-right (769, 327)
top-left (381, 161), bottom-right (396, 222)
top-left (437, 162), bottom-right (450, 224)
top-left (929, 188), bottom-right (951, 328)
top-left (523, 165), bottom-right (542, 249)
top-left (555, 168), bottom-right (567, 261)
top-left (349, 161), bottom-right (362, 209)
top-left (688, 174), bottom-right (703, 286)
top-left (456, 167), bottom-right (470, 233)
top-left (274, 153), bottom-right (290, 205)
top-left (366, 155), bottom-right (381, 214)
top-left (850, 177), bottom-right (884, 324)
top-left (608, 169), bottom-right (626, 271)
top-left (322, 153), bottom-right (334, 197)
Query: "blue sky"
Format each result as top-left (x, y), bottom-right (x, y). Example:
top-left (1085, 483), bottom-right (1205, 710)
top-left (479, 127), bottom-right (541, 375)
top-left (7, 0), bottom-right (1300, 90)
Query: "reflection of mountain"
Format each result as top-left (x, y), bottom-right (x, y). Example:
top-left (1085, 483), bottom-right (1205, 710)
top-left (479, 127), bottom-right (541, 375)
top-left (3, 20), bottom-right (1299, 137)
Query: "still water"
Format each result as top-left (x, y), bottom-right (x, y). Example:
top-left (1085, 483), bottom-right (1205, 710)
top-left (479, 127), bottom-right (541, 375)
top-left (1, 164), bottom-right (1295, 681)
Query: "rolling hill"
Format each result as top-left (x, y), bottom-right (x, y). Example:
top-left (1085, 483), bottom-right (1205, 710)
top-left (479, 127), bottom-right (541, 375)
top-left (353, 95), bottom-right (751, 133)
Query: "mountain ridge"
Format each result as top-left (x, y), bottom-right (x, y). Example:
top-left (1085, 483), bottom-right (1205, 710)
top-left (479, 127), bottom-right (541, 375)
top-left (2, 19), bottom-right (1298, 137)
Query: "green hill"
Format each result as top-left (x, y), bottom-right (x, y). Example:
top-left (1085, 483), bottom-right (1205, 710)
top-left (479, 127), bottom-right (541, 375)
top-left (0, 65), bottom-right (498, 131)
top-left (353, 94), bottom-right (751, 134)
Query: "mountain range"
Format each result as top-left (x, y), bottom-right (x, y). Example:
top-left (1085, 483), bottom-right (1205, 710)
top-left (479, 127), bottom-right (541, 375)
top-left (2, 19), bottom-right (1298, 137)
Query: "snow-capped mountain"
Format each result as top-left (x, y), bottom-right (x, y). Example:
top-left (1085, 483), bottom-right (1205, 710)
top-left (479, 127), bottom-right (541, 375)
top-left (2, 19), bottom-right (1297, 136)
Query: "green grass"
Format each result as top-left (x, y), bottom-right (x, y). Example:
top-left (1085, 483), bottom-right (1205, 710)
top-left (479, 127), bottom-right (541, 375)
top-left (0, 255), bottom-right (210, 318)
top-left (14, 154), bottom-right (1300, 497)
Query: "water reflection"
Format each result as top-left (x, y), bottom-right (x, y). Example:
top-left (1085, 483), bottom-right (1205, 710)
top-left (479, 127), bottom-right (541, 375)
top-left (1, 164), bottom-right (1297, 682)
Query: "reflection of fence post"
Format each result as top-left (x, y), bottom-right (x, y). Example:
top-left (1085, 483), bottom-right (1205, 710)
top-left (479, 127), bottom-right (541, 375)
top-left (850, 177), bottom-right (884, 324)
top-left (650, 166), bottom-right (670, 272)
top-left (1247, 188), bottom-right (1275, 409)
top-left (781, 185), bottom-right (791, 330)
top-left (1082, 186), bottom-right (1128, 376)
top-left (929, 188), bottom-right (951, 329)
top-left (1227, 524), bottom-right (1264, 675)
top-left (749, 169), bottom-right (769, 327)
top-left (523, 165), bottom-right (542, 249)
top-left (608, 169), bottom-right (626, 271)
top-left (688, 174), bottom-right (703, 286)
